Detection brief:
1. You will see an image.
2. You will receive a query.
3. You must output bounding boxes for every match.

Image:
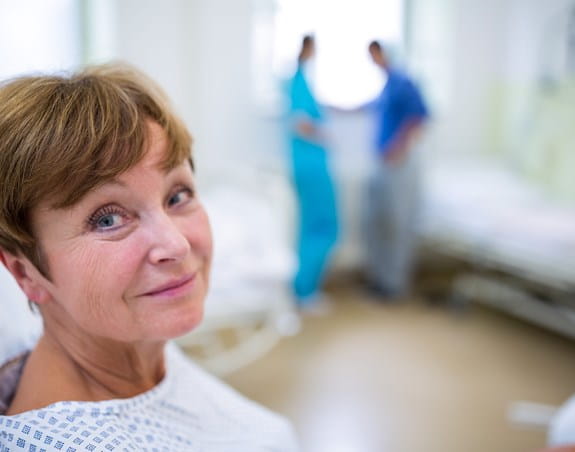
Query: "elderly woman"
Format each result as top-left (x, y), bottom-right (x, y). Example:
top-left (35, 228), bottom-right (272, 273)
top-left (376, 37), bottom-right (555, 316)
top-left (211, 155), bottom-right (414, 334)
top-left (0, 65), bottom-right (298, 451)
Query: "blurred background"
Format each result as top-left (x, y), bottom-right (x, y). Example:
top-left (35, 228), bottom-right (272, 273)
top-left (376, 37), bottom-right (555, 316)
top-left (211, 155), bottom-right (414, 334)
top-left (2, 0), bottom-right (575, 451)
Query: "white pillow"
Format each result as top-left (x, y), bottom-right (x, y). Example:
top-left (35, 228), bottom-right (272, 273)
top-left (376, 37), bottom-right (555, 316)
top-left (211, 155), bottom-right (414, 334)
top-left (0, 265), bottom-right (42, 363)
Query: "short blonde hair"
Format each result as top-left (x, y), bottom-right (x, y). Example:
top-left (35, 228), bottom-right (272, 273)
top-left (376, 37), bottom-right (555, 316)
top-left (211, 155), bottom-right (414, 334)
top-left (0, 63), bottom-right (192, 270)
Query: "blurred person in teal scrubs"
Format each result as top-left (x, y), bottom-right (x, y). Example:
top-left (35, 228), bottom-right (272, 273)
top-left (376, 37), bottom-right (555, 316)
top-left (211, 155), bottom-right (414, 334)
top-left (286, 35), bottom-right (338, 310)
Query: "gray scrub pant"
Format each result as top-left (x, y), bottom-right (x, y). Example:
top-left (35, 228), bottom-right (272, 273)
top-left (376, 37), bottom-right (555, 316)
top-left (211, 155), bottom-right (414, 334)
top-left (361, 149), bottom-right (421, 296)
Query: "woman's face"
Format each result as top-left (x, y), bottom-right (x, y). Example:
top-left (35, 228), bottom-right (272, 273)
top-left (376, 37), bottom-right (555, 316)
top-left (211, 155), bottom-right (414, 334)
top-left (30, 122), bottom-right (212, 342)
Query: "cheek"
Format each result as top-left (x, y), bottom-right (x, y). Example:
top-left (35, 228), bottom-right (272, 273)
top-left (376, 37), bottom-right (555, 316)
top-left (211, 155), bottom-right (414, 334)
top-left (49, 239), bottom-right (144, 310)
top-left (186, 208), bottom-right (213, 263)
top-left (202, 215), bottom-right (214, 260)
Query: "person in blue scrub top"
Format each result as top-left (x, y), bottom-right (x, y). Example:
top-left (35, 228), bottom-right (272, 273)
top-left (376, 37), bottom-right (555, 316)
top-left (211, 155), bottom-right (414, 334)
top-left (287, 35), bottom-right (338, 308)
top-left (362, 40), bottom-right (429, 299)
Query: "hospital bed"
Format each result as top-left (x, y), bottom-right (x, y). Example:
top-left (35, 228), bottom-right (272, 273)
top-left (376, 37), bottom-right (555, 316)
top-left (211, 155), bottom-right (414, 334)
top-left (420, 157), bottom-right (575, 339)
top-left (420, 157), bottom-right (575, 442)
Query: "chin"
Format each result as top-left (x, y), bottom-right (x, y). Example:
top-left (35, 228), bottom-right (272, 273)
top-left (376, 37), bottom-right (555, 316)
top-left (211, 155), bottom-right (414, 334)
top-left (157, 304), bottom-right (205, 340)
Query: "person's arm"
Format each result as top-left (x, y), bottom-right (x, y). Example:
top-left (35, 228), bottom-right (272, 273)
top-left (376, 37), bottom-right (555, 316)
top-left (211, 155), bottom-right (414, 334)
top-left (288, 70), bottom-right (326, 144)
top-left (382, 80), bottom-right (428, 165)
top-left (383, 117), bottom-right (425, 165)
top-left (292, 112), bottom-right (321, 141)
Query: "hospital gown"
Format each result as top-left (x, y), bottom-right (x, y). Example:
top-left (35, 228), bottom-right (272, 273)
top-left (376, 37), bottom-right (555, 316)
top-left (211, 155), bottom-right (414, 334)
top-left (0, 343), bottom-right (299, 451)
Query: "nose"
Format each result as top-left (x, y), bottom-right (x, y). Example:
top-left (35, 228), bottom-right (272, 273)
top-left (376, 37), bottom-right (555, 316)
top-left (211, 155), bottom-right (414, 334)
top-left (147, 213), bottom-right (190, 265)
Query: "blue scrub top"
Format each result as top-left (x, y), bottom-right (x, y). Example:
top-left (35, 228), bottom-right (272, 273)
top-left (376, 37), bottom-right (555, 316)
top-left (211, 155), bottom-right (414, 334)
top-left (287, 65), bottom-right (324, 134)
top-left (372, 69), bottom-right (428, 155)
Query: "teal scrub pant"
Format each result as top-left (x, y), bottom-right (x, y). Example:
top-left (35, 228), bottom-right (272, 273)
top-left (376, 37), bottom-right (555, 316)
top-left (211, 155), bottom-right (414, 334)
top-left (290, 138), bottom-right (338, 303)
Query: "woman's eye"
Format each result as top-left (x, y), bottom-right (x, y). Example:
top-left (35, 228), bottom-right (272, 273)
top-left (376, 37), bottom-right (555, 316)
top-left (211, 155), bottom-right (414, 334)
top-left (168, 188), bottom-right (193, 207)
top-left (87, 206), bottom-right (128, 232)
top-left (96, 214), bottom-right (123, 230)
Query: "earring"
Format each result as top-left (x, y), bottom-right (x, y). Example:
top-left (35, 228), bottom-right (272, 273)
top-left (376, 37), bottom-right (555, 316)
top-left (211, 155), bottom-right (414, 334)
top-left (27, 299), bottom-right (38, 312)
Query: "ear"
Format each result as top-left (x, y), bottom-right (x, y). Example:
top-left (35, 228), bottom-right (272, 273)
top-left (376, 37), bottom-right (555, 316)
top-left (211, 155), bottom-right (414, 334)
top-left (0, 249), bottom-right (52, 305)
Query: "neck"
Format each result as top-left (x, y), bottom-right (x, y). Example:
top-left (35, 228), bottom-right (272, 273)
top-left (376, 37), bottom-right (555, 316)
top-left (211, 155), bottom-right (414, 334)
top-left (379, 62), bottom-right (390, 73)
top-left (7, 322), bottom-right (166, 414)
top-left (44, 325), bottom-right (166, 398)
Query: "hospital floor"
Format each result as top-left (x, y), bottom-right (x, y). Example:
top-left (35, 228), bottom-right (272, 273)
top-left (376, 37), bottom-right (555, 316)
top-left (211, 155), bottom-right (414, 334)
top-left (223, 276), bottom-right (575, 452)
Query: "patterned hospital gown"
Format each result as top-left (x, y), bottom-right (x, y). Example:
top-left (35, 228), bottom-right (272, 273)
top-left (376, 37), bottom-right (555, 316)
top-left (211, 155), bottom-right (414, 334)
top-left (0, 343), bottom-right (299, 451)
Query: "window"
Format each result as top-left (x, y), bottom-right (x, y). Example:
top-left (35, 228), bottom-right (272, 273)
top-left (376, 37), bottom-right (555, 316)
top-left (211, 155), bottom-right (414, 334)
top-left (252, 0), bottom-right (404, 110)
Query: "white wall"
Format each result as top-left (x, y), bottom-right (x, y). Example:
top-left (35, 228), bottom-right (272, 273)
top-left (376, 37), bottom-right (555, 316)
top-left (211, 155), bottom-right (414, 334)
top-left (406, 0), bottom-right (513, 159)
top-left (502, 0), bottom-right (575, 159)
top-left (103, 0), bottom-right (275, 181)
top-left (114, 0), bottom-right (190, 119)
top-left (0, 0), bottom-right (81, 79)
top-left (406, 0), bottom-right (575, 167)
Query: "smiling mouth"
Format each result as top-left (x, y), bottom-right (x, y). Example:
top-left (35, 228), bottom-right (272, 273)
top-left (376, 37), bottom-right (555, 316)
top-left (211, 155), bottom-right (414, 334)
top-left (143, 274), bottom-right (196, 297)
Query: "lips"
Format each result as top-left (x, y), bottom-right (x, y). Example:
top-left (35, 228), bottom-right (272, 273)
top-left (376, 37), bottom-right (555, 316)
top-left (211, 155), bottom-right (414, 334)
top-left (142, 274), bottom-right (196, 297)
